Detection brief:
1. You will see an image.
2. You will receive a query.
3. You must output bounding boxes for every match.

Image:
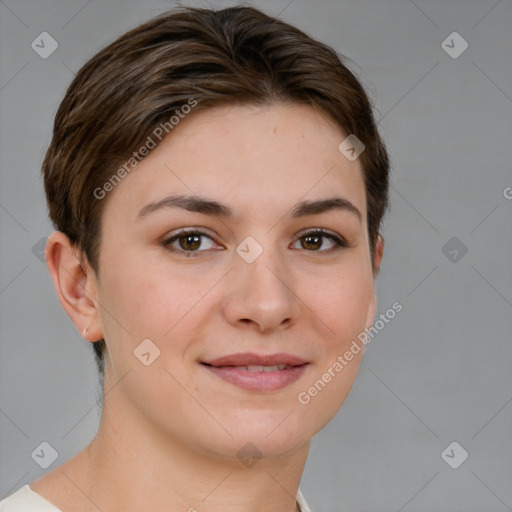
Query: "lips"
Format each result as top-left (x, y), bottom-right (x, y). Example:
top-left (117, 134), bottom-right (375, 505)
top-left (202, 352), bottom-right (307, 367)
top-left (226, 364), bottom-right (288, 372)
top-left (201, 352), bottom-right (309, 392)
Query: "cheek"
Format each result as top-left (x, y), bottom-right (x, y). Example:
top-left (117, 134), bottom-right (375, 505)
top-left (94, 250), bottom-right (164, 358)
top-left (99, 256), bottom-right (208, 355)
top-left (293, 267), bottom-right (373, 426)
top-left (304, 264), bottom-right (374, 347)
top-left (107, 274), bottom-right (171, 341)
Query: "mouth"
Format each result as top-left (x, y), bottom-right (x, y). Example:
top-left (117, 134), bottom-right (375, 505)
top-left (201, 352), bottom-right (309, 392)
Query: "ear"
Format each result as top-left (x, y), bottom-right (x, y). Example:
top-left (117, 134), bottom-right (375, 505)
top-left (45, 231), bottom-right (104, 342)
top-left (373, 234), bottom-right (385, 279)
top-left (364, 234), bottom-right (385, 330)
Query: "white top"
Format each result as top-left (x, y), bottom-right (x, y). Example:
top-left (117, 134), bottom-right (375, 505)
top-left (0, 484), bottom-right (313, 512)
top-left (0, 486), bottom-right (62, 512)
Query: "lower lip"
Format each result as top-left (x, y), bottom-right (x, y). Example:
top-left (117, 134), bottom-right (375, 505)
top-left (202, 364), bottom-right (308, 392)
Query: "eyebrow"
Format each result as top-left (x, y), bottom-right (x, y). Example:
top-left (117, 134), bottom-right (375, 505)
top-left (137, 194), bottom-right (362, 222)
top-left (290, 197), bottom-right (361, 222)
top-left (137, 194), bottom-right (232, 220)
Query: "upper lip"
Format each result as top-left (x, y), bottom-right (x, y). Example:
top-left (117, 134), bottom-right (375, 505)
top-left (202, 352), bottom-right (308, 367)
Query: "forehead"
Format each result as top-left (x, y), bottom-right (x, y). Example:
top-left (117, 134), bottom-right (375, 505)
top-left (102, 102), bottom-right (367, 224)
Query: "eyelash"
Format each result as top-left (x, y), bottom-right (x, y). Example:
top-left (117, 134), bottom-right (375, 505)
top-left (162, 228), bottom-right (349, 256)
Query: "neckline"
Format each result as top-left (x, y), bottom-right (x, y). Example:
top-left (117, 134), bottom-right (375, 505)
top-left (4, 485), bottom-right (63, 511)
top-left (22, 484), bottom-right (311, 512)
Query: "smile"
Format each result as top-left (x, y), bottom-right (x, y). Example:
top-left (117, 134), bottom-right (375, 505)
top-left (229, 364), bottom-right (288, 372)
top-left (201, 352), bottom-right (309, 392)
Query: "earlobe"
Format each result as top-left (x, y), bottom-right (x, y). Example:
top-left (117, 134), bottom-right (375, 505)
top-left (45, 231), bottom-right (103, 342)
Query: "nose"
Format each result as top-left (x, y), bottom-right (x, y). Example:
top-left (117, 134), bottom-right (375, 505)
top-left (222, 242), bottom-right (301, 334)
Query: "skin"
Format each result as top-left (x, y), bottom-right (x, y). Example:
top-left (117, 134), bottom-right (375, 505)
top-left (33, 102), bottom-right (384, 512)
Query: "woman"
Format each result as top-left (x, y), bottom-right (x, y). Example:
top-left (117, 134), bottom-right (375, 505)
top-left (0, 5), bottom-right (389, 511)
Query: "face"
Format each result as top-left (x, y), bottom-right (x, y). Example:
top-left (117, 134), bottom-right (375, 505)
top-left (88, 102), bottom-right (381, 460)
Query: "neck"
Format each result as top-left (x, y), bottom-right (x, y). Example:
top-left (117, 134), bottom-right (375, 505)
top-left (78, 392), bottom-right (309, 512)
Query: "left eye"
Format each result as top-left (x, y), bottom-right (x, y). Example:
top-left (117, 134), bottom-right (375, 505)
top-left (290, 229), bottom-right (347, 252)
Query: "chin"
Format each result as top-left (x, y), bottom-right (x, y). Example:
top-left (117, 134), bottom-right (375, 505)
top-left (191, 407), bottom-right (320, 462)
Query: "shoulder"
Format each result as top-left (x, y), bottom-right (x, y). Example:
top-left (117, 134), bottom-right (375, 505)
top-left (297, 487), bottom-right (314, 512)
top-left (0, 485), bottom-right (62, 512)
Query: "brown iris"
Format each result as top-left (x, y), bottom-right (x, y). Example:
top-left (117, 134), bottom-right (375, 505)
top-left (300, 234), bottom-right (322, 250)
top-left (178, 233), bottom-right (201, 251)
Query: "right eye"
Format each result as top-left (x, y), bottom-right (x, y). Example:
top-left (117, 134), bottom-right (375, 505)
top-left (162, 229), bottom-right (223, 255)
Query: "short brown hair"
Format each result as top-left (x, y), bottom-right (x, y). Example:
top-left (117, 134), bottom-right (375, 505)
top-left (42, 5), bottom-right (390, 376)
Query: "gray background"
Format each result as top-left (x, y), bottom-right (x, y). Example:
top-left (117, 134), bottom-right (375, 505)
top-left (1, 1), bottom-right (511, 511)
